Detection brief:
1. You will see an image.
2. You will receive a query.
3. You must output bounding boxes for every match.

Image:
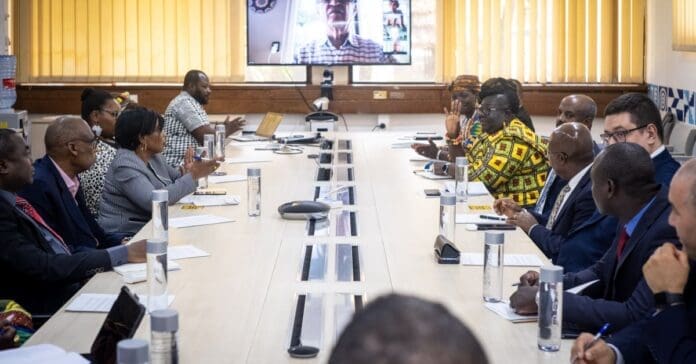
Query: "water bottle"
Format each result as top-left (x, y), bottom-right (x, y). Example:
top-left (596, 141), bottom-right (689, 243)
top-left (483, 231), bottom-right (504, 302)
top-left (152, 190), bottom-right (168, 242)
top-left (147, 239), bottom-right (168, 313)
top-left (538, 265), bottom-right (564, 352)
top-left (0, 55), bottom-right (17, 110)
top-left (203, 134), bottom-right (215, 160)
top-left (150, 309), bottom-right (179, 364)
top-left (215, 124), bottom-right (226, 160)
top-left (194, 146), bottom-right (208, 189)
top-left (247, 168), bottom-right (261, 216)
top-left (439, 193), bottom-right (456, 242)
top-left (117, 339), bottom-right (149, 364)
top-left (455, 157), bottom-right (468, 204)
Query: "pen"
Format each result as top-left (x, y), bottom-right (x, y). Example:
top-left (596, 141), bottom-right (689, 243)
top-left (572, 323), bottom-right (610, 363)
top-left (479, 214), bottom-right (507, 221)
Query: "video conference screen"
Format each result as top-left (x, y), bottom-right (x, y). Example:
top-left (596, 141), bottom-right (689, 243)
top-left (247, 0), bottom-right (412, 66)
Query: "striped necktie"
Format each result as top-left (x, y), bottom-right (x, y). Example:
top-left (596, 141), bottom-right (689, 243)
top-left (546, 185), bottom-right (571, 229)
top-left (15, 196), bottom-right (71, 254)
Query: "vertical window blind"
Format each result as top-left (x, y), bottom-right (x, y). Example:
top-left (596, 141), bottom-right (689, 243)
top-left (673, 0), bottom-right (696, 51)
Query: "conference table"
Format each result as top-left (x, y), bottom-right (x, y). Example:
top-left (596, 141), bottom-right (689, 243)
top-left (26, 132), bottom-right (572, 363)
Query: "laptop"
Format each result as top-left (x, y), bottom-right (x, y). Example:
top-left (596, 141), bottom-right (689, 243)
top-left (232, 112), bottom-right (283, 142)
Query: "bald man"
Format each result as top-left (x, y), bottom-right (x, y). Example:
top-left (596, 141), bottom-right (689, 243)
top-left (20, 116), bottom-right (128, 252)
top-left (495, 123), bottom-right (601, 269)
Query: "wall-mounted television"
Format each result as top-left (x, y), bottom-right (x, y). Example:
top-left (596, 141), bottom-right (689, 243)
top-left (247, 0), bottom-right (412, 66)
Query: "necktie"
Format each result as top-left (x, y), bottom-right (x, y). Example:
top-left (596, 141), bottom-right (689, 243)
top-left (545, 184), bottom-right (571, 229)
top-left (14, 196), bottom-right (72, 254)
top-left (535, 170), bottom-right (557, 214)
top-left (615, 227), bottom-right (629, 258)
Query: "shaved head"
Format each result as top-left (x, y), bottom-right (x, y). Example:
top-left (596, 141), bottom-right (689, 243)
top-left (557, 94), bottom-right (597, 130)
top-left (675, 159), bottom-right (696, 211)
top-left (547, 122), bottom-right (594, 180)
top-left (669, 159), bottom-right (696, 258)
top-left (45, 116), bottom-right (93, 156)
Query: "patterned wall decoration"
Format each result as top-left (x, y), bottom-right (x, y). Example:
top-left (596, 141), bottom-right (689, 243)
top-left (648, 83), bottom-right (696, 124)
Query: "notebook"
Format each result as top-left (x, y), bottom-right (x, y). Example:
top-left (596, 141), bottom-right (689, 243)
top-left (232, 112), bottom-right (283, 141)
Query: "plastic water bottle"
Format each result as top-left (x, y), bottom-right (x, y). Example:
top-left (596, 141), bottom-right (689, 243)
top-left (215, 124), bottom-right (226, 160)
top-left (0, 55), bottom-right (16, 110)
top-left (195, 146), bottom-right (208, 189)
top-left (483, 232), bottom-right (504, 302)
top-left (247, 168), bottom-right (261, 216)
top-left (117, 339), bottom-right (149, 364)
top-left (147, 239), bottom-right (168, 313)
top-left (152, 190), bottom-right (168, 242)
top-left (538, 265), bottom-right (564, 352)
top-left (439, 193), bottom-right (456, 242)
top-left (150, 309), bottom-right (179, 364)
top-left (203, 134), bottom-right (215, 161)
top-left (455, 157), bottom-right (468, 204)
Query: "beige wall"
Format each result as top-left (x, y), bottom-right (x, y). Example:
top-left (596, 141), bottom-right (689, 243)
top-left (646, 0), bottom-right (696, 89)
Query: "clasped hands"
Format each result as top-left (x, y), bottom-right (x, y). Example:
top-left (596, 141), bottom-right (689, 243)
top-left (493, 198), bottom-right (539, 233)
top-left (181, 146), bottom-right (221, 180)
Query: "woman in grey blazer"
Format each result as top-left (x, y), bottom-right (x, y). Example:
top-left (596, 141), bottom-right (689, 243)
top-left (99, 108), bottom-right (219, 234)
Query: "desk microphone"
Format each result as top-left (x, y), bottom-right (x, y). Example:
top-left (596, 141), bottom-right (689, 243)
top-left (371, 123), bottom-right (386, 131)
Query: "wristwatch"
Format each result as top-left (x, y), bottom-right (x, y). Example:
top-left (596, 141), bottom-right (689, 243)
top-left (654, 292), bottom-right (685, 311)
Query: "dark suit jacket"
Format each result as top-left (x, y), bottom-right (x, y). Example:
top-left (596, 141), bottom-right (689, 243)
top-left (609, 263), bottom-right (696, 364)
top-left (529, 170), bottom-right (596, 263)
top-left (19, 156), bottom-right (124, 252)
top-left (653, 148), bottom-right (680, 186)
top-left (532, 175), bottom-right (568, 223)
top-left (0, 191), bottom-right (113, 316)
top-left (561, 186), bottom-right (678, 334)
top-left (555, 211), bottom-right (618, 273)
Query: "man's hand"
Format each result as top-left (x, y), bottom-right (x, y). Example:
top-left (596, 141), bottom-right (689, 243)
top-left (0, 319), bottom-right (16, 350)
top-left (126, 239), bottom-right (147, 263)
top-left (411, 139), bottom-right (439, 160)
top-left (493, 198), bottom-right (522, 217)
top-left (507, 210), bottom-right (539, 233)
top-left (570, 334), bottom-right (616, 364)
top-left (519, 270), bottom-right (540, 286)
top-left (643, 243), bottom-right (690, 294)
top-left (444, 99), bottom-right (462, 138)
top-left (509, 285), bottom-right (539, 315)
top-left (223, 116), bottom-right (246, 137)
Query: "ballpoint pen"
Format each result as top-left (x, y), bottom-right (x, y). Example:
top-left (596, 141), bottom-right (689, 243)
top-left (479, 214), bottom-right (507, 221)
top-left (572, 323), bottom-right (610, 363)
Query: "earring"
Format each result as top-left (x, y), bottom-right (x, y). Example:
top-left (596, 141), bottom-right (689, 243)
top-left (92, 124), bottom-right (103, 137)
top-left (140, 144), bottom-right (146, 152)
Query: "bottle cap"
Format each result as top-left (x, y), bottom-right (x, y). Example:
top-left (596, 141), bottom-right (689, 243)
top-left (117, 339), bottom-right (149, 364)
top-left (440, 192), bottom-right (456, 205)
top-left (146, 239), bottom-right (167, 255)
top-left (152, 190), bottom-right (168, 202)
top-left (455, 156), bottom-right (468, 166)
top-left (540, 265), bottom-right (564, 283)
top-left (151, 309), bottom-right (179, 332)
top-left (484, 231), bottom-right (504, 245)
top-left (248, 167), bottom-right (261, 177)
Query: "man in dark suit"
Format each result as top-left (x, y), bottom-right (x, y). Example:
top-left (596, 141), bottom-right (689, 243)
top-left (20, 116), bottom-right (126, 252)
top-left (509, 142), bottom-right (678, 334)
top-left (0, 129), bottom-right (146, 316)
top-left (495, 123), bottom-right (600, 269)
top-left (601, 92), bottom-right (680, 186)
top-left (572, 159), bottom-right (696, 364)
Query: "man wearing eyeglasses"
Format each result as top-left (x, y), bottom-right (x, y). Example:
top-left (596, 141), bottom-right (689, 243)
top-left (294, 0), bottom-right (393, 64)
top-left (601, 92), bottom-right (680, 186)
top-left (19, 116), bottom-right (129, 253)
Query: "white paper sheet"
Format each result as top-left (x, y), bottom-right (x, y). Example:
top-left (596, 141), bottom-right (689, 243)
top-left (484, 301), bottom-right (538, 323)
top-left (225, 156), bottom-right (272, 164)
top-left (168, 245), bottom-right (211, 260)
top-left (566, 279), bottom-right (600, 294)
top-left (169, 215), bottom-right (234, 228)
top-left (459, 253), bottom-right (545, 267)
top-left (208, 174), bottom-right (246, 184)
top-left (391, 142), bottom-right (417, 149)
top-left (444, 181), bottom-right (490, 196)
top-left (413, 170), bottom-right (452, 180)
top-left (456, 213), bottom-right (509, 224)
top-left (0, 344), bottom-right (88, 364)
top-left (65, 293), bottom-right (175, 313)
top-left (178, 194), bottom-right (240, 206)
top-left (113, 260), bottom-right (180, 276)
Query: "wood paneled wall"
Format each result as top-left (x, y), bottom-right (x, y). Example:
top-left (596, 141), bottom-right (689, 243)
top-left (16, 84), bottom-right (646, 116)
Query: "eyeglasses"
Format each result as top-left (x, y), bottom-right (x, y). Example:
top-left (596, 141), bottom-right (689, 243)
top-left (101, 109), bottom-right (120, 118)
top-left (599, 124), bottom-right (648, 144)
top-left (477, 106), bottom-right (509, 116)
top-left (69, 136), bottom-right (99, 149)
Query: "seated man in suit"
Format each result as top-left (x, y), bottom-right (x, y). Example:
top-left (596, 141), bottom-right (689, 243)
top-left (0, 129), bottom-right (146, 316)
top-left (495, 123), bottom-right (609, 272)
top-left (19, 116), bottom-right (126, 252)
top-left (572, 159), bottom-right (696, 364)
top-left (509, 142), bottom-right (678, 334)
top-left (601, 92), bottom-right (680, 186)
top-left (329, 294), bottom-right (489, 364)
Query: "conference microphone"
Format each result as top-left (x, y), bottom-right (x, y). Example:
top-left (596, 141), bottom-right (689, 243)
top-left (371, 123), bottom-right (386, 131)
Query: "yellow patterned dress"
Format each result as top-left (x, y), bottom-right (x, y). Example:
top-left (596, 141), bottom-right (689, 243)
top-left (467, 118), bottom-right (549, 207)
